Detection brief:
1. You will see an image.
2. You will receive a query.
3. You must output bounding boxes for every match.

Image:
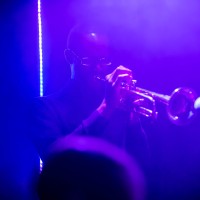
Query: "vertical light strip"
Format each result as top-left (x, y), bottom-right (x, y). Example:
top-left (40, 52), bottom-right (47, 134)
top-left (38, 0), bottom-right (44, 171)
top-left (38, 0), bottom-right (44, 97)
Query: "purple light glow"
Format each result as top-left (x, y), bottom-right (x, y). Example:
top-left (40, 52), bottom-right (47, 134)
top-left (38, 0), bottom-right (44, 97)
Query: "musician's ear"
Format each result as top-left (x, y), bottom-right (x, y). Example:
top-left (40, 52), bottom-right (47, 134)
top-left (64, 49), bottom-right (76, 64)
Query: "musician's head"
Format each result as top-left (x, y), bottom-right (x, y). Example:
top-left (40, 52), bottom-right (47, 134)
top-left (64, 23), bottom-right (115, 84)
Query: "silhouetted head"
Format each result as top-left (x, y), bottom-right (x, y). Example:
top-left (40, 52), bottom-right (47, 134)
top-left (38, 136), bottom-right (145, 200)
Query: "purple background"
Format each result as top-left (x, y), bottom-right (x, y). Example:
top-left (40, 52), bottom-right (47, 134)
top-left (41, 0), bottom-right (200, 96)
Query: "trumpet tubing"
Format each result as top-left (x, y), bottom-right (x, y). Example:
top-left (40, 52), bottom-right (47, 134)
top-left (127, 86), bottom-right (198, 126)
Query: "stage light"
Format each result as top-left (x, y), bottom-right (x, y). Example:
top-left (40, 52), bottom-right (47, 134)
top-left (38, 0), bottom-right (44, 171)
top-left (38, 0), bottom-right (43, 97)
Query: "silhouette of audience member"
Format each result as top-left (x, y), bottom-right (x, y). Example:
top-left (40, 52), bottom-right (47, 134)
top-left (38, 136), bottom-right (145, 200)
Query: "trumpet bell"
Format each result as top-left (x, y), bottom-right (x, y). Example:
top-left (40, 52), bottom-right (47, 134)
top-left (167, 87), bottom-right (197, 125)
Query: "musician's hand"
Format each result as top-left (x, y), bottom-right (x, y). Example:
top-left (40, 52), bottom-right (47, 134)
top-left (97, 65), bottom-right (133, 117)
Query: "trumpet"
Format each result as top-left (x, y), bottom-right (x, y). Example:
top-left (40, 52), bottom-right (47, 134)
top-left (96, 75), bottom-right (199, 125)
top-left (124, 84), bottom-right (198, 126)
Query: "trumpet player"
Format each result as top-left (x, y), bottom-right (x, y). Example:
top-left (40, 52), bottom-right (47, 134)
top-left (30, 22), bottom-right (150, 174)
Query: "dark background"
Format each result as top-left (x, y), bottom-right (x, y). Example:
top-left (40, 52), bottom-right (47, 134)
top-left (0, 0), bottom-right (200, 199)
